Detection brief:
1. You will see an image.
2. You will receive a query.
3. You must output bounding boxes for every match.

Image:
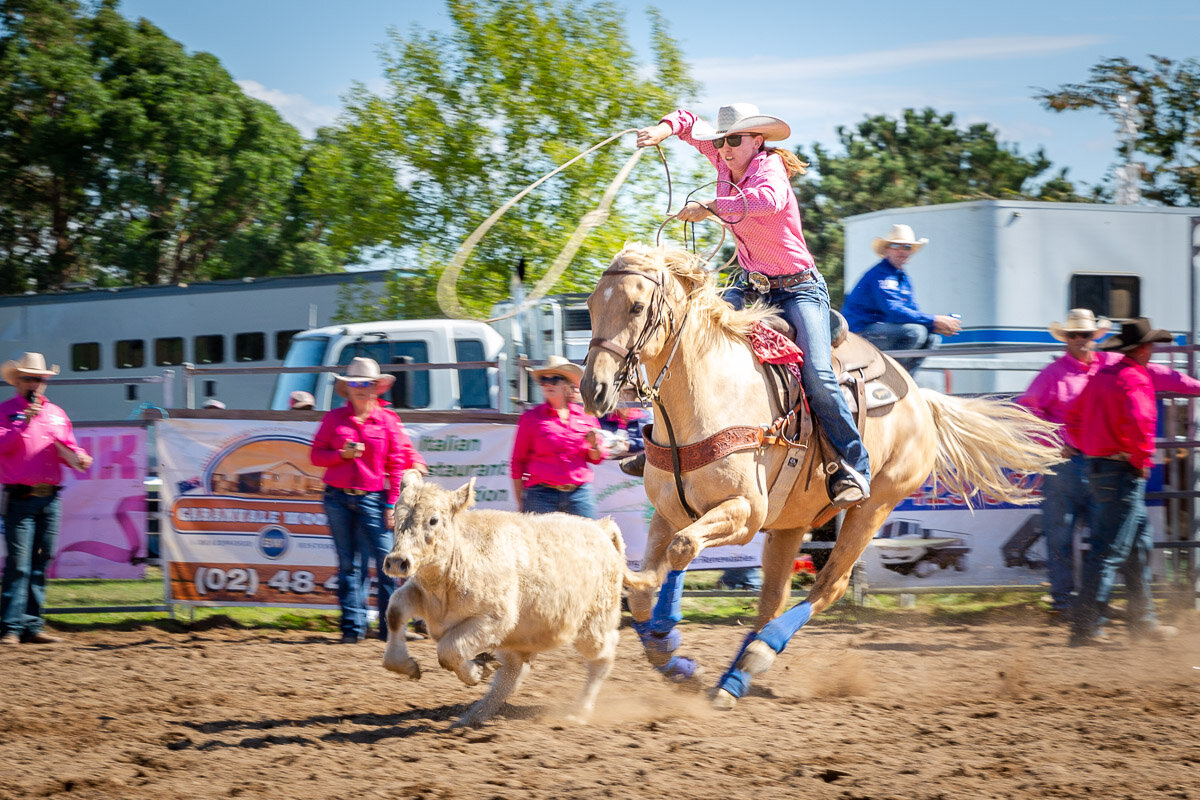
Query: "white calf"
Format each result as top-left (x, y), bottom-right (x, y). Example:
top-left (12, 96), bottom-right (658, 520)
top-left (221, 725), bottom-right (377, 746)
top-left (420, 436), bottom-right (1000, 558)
top-left (382, 470), bottom-right (629, 727)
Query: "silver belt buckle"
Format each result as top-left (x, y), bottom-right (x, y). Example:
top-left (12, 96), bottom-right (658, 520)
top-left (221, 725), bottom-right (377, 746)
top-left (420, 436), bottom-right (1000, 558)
top-left (746, 271), bottom-right (771, 293)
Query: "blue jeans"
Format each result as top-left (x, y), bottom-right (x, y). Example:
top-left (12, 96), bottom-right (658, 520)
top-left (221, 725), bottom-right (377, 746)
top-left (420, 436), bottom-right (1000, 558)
top-left (1, 493), bottom-right (61, 637)
top-left (1072, 459), bottom-right (1157, 637)
top-left (719, 567), bottom-right (762, 590)
top-left (726, 278), bottom-right (870, 479)
top-left (323, 488), bottom-right (395, 640)
top-left (523, 483), bottom-right (597, 518)
top-left (1039, 454), bottom-right (1091, 611)
top-left (857, 322), bottom-right (941, 373)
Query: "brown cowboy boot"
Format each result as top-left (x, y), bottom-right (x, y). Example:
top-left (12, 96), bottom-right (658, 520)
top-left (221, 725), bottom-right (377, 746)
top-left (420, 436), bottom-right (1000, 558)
top-left (619, 452), bottom-right (646, 477)
top-left (828, 463), bottom-right (870, 509)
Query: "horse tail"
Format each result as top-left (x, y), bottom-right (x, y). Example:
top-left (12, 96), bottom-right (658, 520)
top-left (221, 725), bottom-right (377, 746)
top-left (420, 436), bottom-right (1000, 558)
top-left (921, 389), bottom-right (1064, 507)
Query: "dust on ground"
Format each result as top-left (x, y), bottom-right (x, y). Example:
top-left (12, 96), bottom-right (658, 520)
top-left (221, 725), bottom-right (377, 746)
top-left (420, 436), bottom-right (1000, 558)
top-left (2, 606), bottom-right (1198, 800)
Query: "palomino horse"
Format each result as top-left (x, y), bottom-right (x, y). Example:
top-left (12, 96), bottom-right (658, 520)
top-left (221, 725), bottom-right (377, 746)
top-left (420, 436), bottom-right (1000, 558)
top-left (579, 244), bottom-right (1062, 709)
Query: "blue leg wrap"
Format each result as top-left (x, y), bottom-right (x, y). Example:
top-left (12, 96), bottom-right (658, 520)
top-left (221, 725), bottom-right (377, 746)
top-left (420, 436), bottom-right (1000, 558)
top-left (661, 655), bottom-right (699, 683)
top-left (650, 570), bottom-right (686, 633)
top-left (716, 630), bottom-right (759, 698)
top-left (756, 600), bottom-right (813, 654)
top-left (631, 618), bottom-right (681, 655)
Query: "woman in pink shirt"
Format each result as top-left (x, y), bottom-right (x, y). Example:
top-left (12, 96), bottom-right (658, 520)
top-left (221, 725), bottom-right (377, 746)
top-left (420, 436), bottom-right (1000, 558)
top-left (310, 357), bottom-right (425, 644)
top-left (511, 357), bottom-right (605, 517)
top-left (636, 103), bottom-right (869, 508)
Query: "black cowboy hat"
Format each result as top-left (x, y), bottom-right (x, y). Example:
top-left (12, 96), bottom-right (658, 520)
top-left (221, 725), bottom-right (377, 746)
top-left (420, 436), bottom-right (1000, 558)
top-left (1099, 317), bottom-right (1174, 352)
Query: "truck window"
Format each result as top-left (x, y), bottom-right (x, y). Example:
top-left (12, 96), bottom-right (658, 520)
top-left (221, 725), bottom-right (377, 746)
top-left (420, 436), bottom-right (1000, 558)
top-left (455, 339), bottom-right (490, 409)
top-left (1069, 274), bottom-right (1140, 321)
top-left (270, 335), bottom-right (330, 409)
top-left (335, 341), bottom-right (430, 409)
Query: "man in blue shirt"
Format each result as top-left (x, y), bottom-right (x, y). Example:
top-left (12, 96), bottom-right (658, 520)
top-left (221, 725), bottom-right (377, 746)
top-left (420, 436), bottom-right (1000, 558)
top-left (842, 224), bottom-right (961, 372)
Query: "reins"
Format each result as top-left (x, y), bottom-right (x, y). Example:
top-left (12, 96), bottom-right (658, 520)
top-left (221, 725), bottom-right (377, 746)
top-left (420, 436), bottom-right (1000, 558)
top-left (590, 263), bottom-right (700, 520)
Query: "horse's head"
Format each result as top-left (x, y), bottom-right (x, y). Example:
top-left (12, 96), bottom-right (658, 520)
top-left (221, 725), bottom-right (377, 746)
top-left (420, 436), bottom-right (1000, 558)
top-left (580, 245), bottom-right (681, 416)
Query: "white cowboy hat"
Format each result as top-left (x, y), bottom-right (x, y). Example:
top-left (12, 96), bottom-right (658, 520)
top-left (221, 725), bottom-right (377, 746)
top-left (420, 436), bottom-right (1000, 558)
top-left (1048, 308), bottom-right (1112, 343)
top-left (2, 352), bottom-right (60, 386)
top-left (333, 357), bottom-right (396, 399)
top-left (289, 390), bottom-right (316, 410)
top-left (527, 355), bottom-right (583, 385)
top-left (689, 103), bottom-right (791, 143)
top-left (872, 224), bottom-right (929, 257)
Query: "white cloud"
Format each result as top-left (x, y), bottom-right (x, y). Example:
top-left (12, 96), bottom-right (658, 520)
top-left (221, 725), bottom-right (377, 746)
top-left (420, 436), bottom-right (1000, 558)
top-left (237, 79), bottom-right (340, 138)
top-left (693, 35), bottom-right (1110, 82)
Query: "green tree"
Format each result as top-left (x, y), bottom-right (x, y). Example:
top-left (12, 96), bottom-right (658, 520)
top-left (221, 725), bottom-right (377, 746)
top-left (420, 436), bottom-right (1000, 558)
top-left (794, 108), bottom-right (1080, 301)
top-left (302, 0), bottom-right (698, 320)
top-left (0, 0), bottom-right (110, 291)
top-left (1036, 55), bottom-right (1200, 206)
top-left (0, 0), bottom-right (323, 291)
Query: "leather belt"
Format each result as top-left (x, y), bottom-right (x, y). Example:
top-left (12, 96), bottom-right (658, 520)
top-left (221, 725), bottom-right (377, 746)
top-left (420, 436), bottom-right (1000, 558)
top-left (743, 270), bottom-right (815, 292)
top-left (1102, 453), bottom-right (1131, 462)
top-left (534, 483), bottom-right (581, 492)
top-left (326, 485), bottom-right (370, 496)
top-left (4, 483), bottom-right (60, 499)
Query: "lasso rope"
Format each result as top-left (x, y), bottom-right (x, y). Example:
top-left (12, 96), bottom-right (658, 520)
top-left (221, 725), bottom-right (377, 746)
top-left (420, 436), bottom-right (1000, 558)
top-left (437, 129), bottom-right (666, 322)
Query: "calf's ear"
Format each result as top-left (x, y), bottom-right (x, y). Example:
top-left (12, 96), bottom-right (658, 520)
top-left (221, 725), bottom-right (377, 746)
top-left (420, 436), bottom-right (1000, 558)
top-left (400, 469), bottom-right (423, 506)
top-left (451, 477), bottom-right (476, 514)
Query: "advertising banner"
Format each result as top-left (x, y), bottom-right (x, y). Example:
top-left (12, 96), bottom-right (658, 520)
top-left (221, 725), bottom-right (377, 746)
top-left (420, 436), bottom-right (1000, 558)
top-left (156, 419), bottom-right (768, 608)
top-left (0, 425), bottom-right (149, 580)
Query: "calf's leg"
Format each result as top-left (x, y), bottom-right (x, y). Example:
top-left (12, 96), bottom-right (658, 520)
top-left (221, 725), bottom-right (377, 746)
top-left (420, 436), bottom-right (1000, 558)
top-left (454, 650), bottom-right (527, 728)
top-left (382, 584), bottom-right (422, 679)
top-left (566, 627), bottom-right (618, 723)
top-left (438, 615), bottom-right (507, 686)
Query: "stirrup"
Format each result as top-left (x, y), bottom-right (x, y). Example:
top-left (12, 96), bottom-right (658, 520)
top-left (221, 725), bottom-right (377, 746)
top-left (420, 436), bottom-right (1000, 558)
top-left (619, 452), bottom-right (646, 477)
top-left (828, 463), bottom-right (870, 508)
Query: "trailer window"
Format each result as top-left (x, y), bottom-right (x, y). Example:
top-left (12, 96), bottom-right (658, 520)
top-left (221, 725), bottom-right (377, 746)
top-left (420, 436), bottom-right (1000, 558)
top-left (235, 332), bottom-right (266, 362)
top-left (455, 339), bottom-right (490, 409)
top-left (115, 339), bottom-right (145, 369)
top-left (155, 337), bottom-right (184, 366)
top-left (1069, 274), bottom-right (1140, 321)
top-left (71, 342), bottom-right (100, 372)
top-left (275, 330), bottom-right (301, 359)
top-left (194, 335), bottom-right (225, 364)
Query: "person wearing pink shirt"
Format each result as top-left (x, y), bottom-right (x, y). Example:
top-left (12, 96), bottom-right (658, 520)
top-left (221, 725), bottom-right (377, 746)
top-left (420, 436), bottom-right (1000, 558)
top-left (0, 353), bottom-right (93, 645)
top-left (311, 357), bottom-right (426, 644)
top-left (636, 103), bottom-right (869, 509)
top-left (1064, 318), bottom-right (1200, 647)
top-left (511, 356), bottom-right (606, 517)
top-left (1020, 310), bottom-right (1200, 618)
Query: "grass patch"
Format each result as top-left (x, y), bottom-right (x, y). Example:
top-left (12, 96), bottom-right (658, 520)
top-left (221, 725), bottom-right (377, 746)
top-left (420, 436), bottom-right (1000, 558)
top-left (41, 567), bottom-right (1053, 633)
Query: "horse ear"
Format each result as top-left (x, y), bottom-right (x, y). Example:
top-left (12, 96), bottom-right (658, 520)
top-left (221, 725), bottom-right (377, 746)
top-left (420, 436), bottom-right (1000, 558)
top-left (451, 477), bottom-right (476, 514)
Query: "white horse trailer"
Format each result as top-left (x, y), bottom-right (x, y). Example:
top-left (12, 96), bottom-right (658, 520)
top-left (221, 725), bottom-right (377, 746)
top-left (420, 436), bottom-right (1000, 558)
top-left (0, 271), bottom-right (389, 422)
top-left (843, 201), bottom-right (1200, 393)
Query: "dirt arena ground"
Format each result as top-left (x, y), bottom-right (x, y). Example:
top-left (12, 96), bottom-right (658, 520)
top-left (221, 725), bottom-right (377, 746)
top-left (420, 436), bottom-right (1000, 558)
top-left (2, 605), bottom-right (1198, 800)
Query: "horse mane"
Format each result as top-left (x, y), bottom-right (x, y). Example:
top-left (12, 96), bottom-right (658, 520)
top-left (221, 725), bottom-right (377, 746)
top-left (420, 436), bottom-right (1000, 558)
top-left (610, 243), bottom-right (778, 347)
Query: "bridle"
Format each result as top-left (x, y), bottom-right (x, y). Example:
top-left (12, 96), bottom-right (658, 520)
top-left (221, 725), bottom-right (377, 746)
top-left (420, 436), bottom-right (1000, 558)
top-left (587, 264), bottom-right (700, 519)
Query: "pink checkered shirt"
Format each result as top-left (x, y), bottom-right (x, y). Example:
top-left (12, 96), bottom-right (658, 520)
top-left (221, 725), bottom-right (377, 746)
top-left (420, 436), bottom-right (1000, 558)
top-left (662, 109), bottom-right (815, 277)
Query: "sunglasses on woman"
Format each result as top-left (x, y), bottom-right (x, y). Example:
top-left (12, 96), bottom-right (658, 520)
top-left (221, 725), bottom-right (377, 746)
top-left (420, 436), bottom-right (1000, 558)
top-left (345, 380), bottom-right (375, 388)
top-left (539, 375), bottom-right (567, 385)
top-left (713, 133), bottom-right (756, 149)
top-left (18, 376), bottom-right (46, 383)
top-left (888, 243), bottom-right (914, 251)
top-left (1065, 332), bottom-right (1092, 340)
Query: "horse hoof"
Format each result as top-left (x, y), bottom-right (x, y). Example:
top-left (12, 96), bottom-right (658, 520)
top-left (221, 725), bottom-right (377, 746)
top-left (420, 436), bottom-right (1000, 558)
top-left (709, 687), bottom-right (738, 711)
top-left (737, 640), bottom-right (776, 676)
top-left (384, 656), bottom-right (422, 680)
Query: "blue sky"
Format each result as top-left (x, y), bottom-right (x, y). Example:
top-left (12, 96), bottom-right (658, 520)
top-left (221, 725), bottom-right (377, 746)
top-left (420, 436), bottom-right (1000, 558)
top-left (119, 0), bottom-right (1198, 193)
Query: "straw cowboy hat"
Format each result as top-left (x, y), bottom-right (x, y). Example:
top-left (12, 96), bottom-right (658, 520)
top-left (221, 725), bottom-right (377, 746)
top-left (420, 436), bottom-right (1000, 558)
top-left (689, 103), bottom-right (791, 143)
top-left (527, 355), bottom-right (583, 385)
top-left (872, 224), bottom-right (929, 257)
top-left (333, 357), bottom-right (396, 399)
top-left (1048, 308), bottom-right (1112, 343)
top-left (2, 352), bottom-right (60, 386)
top-left (1099, 317), bottom-right (1174, 353)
